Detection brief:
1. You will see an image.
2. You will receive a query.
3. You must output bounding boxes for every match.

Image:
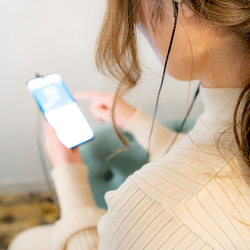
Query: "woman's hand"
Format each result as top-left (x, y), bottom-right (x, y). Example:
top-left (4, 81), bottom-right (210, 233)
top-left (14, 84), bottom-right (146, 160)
top-left (44, 122), bottom-right (83, 168)
top-left (74, 92), bottom-right (136, 129)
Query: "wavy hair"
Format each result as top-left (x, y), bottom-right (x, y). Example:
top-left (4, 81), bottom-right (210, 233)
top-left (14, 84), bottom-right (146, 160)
top-left (95, 0), bottom-right (250, 167)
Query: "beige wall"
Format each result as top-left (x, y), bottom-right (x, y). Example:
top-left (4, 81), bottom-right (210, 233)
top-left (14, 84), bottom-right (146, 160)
top-left (0, 0), bottom-right (203, 194)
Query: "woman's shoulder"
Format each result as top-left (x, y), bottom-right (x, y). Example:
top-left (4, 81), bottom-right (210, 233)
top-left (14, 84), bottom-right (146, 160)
top-left (129, 139), bottom-right (245, 210)
top-left (103, 149), bottom-right (250, 248)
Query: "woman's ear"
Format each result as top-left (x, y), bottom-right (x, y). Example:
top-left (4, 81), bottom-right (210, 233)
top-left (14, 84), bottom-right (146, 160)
top-left (179, 3), bottom-right (195, 19)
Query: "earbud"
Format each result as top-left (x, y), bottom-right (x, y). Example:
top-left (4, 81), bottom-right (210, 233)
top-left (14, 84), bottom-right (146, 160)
top-left (172, 0), bottom-right (179, 19)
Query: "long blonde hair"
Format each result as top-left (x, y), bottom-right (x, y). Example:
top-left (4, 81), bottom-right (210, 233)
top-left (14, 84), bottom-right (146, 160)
top-left (95, 0), bottom-right (141, 147)
top-left (95, 0), bottom-right (250, 166)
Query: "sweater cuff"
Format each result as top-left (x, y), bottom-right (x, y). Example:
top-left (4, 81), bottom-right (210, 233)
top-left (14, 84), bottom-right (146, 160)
top-left (124, 108), bottom-right (152, 136)
top-left (52, 206), bottom-right (106, 250)
top-left (51, 163), bottom-right (96, 218)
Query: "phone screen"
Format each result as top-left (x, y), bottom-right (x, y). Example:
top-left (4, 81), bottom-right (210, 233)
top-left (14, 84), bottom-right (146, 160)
top-left (27, 73), bottom-right (94, 148)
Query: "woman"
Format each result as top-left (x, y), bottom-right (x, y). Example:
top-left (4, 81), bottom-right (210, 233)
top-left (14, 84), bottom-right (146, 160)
top-left (9, 0), bottom-right (250, 249)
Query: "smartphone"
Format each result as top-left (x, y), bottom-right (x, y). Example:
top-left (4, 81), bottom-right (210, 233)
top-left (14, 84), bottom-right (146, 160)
top-left (27, 73), bottom-right (94, 148)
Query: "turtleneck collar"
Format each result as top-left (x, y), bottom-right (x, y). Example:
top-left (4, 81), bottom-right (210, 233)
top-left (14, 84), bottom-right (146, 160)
top-left (200, 86), bottom-right (242, 125)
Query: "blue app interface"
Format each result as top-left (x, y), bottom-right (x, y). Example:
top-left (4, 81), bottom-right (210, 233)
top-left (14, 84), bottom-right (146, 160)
top-left (31, 81), bottom-right (73, 113)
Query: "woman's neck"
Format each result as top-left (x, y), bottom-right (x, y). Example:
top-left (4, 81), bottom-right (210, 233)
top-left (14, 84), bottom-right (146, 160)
top-left (196, 36), bottom-right (248, 89)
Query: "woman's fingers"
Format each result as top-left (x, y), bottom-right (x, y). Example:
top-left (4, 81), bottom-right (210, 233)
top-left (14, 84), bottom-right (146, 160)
top-left (74, 92), bottom-right (114, 108)
top-left (43, 122), bottom-right (83, 167)
top-left (90, 101), bottom-right (112, 123)
top-left (74, 91), bottom-right (136, 128)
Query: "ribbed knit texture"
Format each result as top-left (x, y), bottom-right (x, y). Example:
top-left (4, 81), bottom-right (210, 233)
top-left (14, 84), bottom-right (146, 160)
top-left (52, 87), bottom-right (250, 249)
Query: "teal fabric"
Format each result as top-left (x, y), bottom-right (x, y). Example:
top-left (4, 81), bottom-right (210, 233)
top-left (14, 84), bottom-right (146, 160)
top-left (79, 117), bottom-right (197, 209)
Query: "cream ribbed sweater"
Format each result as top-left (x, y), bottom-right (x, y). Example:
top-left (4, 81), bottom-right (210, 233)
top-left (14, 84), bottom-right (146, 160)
top-left (51, 87), bottom-right (250, 249)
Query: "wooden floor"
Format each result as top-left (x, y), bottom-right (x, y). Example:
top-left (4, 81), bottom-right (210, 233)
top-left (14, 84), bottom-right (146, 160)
top-left (0, 191), bottom-right (59, 250)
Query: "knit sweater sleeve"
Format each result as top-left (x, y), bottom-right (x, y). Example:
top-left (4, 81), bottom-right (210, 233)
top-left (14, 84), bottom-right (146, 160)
top-left (97, 174), bottom-right (211, 249)
top-left (124, 109), bottom-right (185, 161)
top-left (51, 164), bottom-right (106, 250)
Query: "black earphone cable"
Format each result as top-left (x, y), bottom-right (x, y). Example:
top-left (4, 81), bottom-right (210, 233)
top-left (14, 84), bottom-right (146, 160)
top-left (164, 83), bottom-right (201, 154)
top-left (146, 1), bottom-right (200, 162)
top-left (35, 73), bottom-right (58, 206)
top-left (36, 111), bottom-right (54, 193)
top-left (36, 110), bottom-right (59, 205)
top-left (36, 109), bottom-right (58, 207)
top-left (146, 3), bottom-right (178, 162)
